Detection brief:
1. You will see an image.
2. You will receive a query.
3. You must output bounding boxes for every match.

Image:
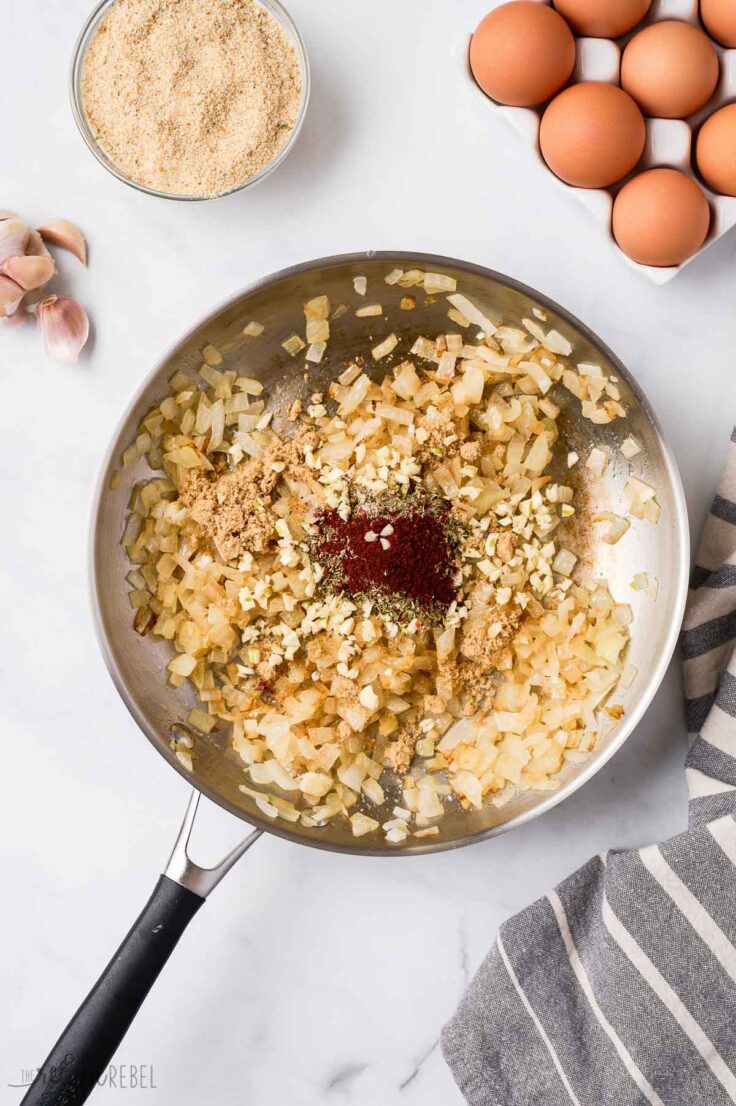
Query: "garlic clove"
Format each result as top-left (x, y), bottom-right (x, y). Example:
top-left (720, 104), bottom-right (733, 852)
top-left (1, 254), bottom-right (55, 291)
top-left (37, 219), bottom-right (87, 266)
top-left (0, 218), bottom-right (31, 264)
top-left (0, 273), bottom-right (25, 316)
top-left (36, 295), bottom-right (90, 363)
top-left (25, 229), bottom-right (53, 261)
top-left (0, 210), bottom-right (21, 221)
top-left (22, 233), bottom-right (57, 309)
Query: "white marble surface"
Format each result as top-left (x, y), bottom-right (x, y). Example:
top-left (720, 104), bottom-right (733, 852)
top-left (2, 0), bottom-right (735, 1102)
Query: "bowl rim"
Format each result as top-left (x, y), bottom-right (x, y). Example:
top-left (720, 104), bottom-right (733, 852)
top-left (89, 250), bottom-right (690, 856)
top-left (69, 0), bottom-right (311, 202)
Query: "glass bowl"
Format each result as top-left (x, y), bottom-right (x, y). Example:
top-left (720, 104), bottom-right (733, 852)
top-left (69, 0), bottom-right (310, 201)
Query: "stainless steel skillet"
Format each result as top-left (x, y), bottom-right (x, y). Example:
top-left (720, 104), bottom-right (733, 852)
top-left (22, 253), bottom-right (689, 1105)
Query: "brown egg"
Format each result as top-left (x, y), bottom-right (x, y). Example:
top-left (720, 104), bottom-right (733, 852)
top-left (539, 83), bottom-right (646, 188)
top-left (469, 2), bottom-right (576, 108)
top-left (701, 0), bottom-right (736, 47)
top-left (621, 21), bottom-right (719, 119)
top-left (553, 0), bottom-right (652, 38)
top-left (612, 168), bottom-right (711, 265)
top-left (697, 104), bottom-right (736, 196)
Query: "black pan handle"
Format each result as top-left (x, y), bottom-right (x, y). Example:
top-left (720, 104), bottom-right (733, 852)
top-left (21, 789), bottom-right (262, 1106)
top-left (21, 875), bottom-right (203, 1106)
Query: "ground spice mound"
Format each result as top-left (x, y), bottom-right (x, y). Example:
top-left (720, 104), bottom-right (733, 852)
top-left (81, 0), bottom-right (302, 197)
top-left (314, 495), bottom-right (459, 621)
top-left (181, 432), bottom-right (313, 561)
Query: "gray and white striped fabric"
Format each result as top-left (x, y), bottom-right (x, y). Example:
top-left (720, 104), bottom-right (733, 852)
top-left (442, 431), bottom-right (736, 1106)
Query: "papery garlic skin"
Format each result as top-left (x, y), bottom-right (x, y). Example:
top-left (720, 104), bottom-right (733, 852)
top-left (0, 218), bottom-right (31, 264)
top-left (0, 303), bottom-right (27, 328)
top-left (36, 295), bottom-right (90, 363)
top-left (37, 220), bottom-right (87, 266)
top-left (1, 254), bottom-right (55, 291)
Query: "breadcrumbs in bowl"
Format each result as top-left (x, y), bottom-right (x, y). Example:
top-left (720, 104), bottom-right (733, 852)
top-left (70, 0), bottom-right (309, 200)
top-left (119, 270), bottom-right (656, 844)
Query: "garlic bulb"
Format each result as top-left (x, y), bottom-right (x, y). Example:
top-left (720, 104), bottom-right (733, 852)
top-left (1, 210), bottom-right (90, 362)
top-left (36, 295), bottom-right (89, 363)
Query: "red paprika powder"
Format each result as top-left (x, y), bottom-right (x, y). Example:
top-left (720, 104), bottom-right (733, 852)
top-left (313, 495), bottom-right (458, 619)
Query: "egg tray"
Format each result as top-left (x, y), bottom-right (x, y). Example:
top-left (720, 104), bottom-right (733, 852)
top-left (461, 0), bottom-right (736, 283)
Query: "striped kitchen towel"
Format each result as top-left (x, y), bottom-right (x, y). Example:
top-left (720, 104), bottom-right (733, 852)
top-left (442, 430), bottom-right (736, 1106)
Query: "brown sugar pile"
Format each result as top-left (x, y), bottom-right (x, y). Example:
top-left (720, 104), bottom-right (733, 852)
top-left (181, 433), bottom-right (313, 561)
top-left (384, 725), bottom-right (420, 776)
top-left (81, 0), bottom-right (302, 197)
top-left (183, 465), bottom-right (276, 561)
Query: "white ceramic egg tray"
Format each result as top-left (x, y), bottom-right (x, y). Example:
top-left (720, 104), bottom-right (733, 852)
top-left (461, 0), bottom-right (736, 283)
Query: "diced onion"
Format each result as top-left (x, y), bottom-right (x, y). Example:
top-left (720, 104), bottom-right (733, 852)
top-left (424, 272), bottom-right (457, 294)
top-left (586, 447), bottom-right (609, 478)
top-left (281, 334), bottom-right (305, 356)
top-left (621, 436), bottom-right (641, 459)
top-left (447, 307), bottom-right (470, 328)
top-left (188, 708), bottom-right (216, 734)
top-left (306, 342), bottom-right (326, 363)
top-left (553, 549), bottom-right (577, 576)
top-left (594, 512), bottom-right (630, 544)
top-left (372, 333), bottom-right (398, 360)
top-left (446, 293), bottom-right (496, 336)
top-left (304, 295), bottom-right (330, 321)
top-left (306, 318), bottom-right (329, 343)
top-left (543, 331), bottom-right (571, 356)
top-left (350, 812), bottom-right (379, 837)
top-left (201, 344), bottom-right (223, 366)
